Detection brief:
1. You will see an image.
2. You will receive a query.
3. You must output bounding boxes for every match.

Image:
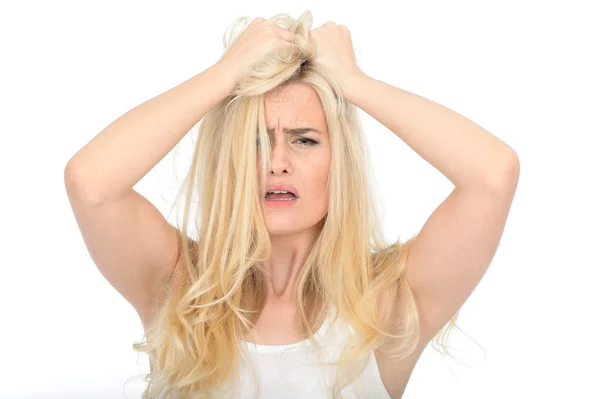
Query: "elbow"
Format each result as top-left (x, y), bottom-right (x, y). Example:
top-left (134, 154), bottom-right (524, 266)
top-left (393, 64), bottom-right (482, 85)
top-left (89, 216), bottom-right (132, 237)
top-left (487, 150), bottom-right (520, 194)
top-left (64, 160), bottom-right (101, 205)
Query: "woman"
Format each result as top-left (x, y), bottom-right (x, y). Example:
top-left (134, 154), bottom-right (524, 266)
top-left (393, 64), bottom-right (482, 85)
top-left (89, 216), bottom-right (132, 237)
top-left (64, 10), bottom-right (519, 399)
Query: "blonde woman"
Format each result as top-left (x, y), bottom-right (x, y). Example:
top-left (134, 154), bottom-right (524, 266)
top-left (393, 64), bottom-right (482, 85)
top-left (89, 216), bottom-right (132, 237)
top-left (64, 10), bottom-right (519, 399)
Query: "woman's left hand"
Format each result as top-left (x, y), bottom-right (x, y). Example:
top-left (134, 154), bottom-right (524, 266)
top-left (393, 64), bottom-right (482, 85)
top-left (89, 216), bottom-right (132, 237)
top-left (308, 21), bottom-right (365, 97)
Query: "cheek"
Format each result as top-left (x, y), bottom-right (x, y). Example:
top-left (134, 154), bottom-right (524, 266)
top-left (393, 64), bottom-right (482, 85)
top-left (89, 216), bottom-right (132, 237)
top-left (309, 171), bottom-right (330, 201)
top-left (318, 161), bottom-right (331, 189)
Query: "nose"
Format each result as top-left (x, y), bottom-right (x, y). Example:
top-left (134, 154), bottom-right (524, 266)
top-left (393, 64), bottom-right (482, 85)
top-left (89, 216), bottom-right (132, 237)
top-left (262, 135), bottom-right (293, 175)
top-left (269, 152), bottom-right (292, 175)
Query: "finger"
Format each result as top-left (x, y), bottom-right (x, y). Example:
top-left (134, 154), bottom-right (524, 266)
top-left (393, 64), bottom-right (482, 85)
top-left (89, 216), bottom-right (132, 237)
top-left (339, 24), bottom-right (351, 37)
top-left (277, 28), bottom-right (295, 42)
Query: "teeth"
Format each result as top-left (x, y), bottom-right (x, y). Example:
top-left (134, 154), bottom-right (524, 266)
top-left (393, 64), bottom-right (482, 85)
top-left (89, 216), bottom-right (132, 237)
top-left (265, 189), bottom-right (296, 200)
top-left (266, 190), bottom-right (295, 196)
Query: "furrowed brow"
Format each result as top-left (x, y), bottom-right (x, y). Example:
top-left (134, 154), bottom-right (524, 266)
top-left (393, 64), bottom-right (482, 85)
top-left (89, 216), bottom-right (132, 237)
top-left (266, 127), bottom-right (322, 135)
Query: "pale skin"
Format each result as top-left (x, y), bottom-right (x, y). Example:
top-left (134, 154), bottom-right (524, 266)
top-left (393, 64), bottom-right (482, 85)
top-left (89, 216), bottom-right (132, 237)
top-left (66, 19), bottom-right (519, 397)
top-left (257, 83), bottom-right (331, 304)
top-left (242, 82), bottom-right (332, 351)
top-left (250, 22), bottom-right (520, 398)
top-left (62, 17), bottom-right (518, 397)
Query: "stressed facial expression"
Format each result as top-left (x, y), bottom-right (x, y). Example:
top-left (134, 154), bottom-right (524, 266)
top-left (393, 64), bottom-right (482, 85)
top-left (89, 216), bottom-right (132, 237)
top-left (257, 82), bottom-right (331, 236)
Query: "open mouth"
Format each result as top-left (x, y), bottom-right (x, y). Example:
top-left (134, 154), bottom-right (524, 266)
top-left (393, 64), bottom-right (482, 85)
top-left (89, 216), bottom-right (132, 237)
top-left (264, 192), bottom-right (297, 201)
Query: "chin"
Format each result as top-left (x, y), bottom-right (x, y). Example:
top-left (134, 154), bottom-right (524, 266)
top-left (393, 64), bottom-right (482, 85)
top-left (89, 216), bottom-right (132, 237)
top-left (266, 227), bottom-right (296, 236)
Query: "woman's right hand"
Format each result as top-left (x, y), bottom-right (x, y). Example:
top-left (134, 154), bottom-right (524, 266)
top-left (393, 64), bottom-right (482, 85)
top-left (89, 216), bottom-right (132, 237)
top-left (216, 17), bottom-right (296, 87)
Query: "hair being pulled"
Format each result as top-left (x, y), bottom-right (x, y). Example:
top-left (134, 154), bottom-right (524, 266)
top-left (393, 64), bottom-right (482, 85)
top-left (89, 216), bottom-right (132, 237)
top-left (128, 10), bottom-right (471, 399)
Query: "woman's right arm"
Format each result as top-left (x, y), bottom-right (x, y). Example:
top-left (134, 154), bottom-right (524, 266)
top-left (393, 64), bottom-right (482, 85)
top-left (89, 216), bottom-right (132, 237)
top-left (63, 19), bottom-right (294, 325)
top-left (63, 61), bottom-right (238, 326)
top-left (64, 61), bottom-right (237, 204)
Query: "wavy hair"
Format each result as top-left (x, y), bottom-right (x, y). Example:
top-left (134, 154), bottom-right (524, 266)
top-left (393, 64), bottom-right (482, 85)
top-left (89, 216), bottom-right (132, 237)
top-left (130, 10), bottom-right (471, 399)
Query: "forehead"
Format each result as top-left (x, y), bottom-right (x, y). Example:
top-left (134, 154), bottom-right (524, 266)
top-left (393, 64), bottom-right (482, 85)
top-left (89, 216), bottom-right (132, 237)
top-left (264, 83), bottom-right (326, 128)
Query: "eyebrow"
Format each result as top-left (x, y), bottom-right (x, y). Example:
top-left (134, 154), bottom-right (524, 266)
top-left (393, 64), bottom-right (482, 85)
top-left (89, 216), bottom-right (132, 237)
top-left (266, 127), bottom-right (323, 135)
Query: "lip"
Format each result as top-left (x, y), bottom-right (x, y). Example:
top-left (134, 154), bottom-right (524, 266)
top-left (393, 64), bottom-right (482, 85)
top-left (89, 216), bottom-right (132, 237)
top-left (264, 183), bottom-right (298, 198)
top-left (264, 196), bottom-right (298, 208)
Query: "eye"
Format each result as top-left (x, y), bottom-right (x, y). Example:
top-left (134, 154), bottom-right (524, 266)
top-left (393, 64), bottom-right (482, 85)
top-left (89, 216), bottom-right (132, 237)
top-left (256, 138), bottom-right (318, 146)
top-left (295, 138), bottom-right (318, 146)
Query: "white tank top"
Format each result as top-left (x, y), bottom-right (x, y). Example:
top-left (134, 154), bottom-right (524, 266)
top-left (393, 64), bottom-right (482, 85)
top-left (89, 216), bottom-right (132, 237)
top-left (156, 308), bottom-right (392, 398)
top-left (215, 307), bottom-right (392, 398)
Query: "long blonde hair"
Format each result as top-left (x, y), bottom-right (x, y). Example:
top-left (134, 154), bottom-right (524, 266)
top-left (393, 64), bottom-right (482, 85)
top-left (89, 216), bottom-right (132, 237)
top-left (131, 10), bottom-right (466, 399)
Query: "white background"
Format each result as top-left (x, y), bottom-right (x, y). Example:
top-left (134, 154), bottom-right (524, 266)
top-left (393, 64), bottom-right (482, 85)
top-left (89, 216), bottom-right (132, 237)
top-left (1, 1), bottom-right (598, 398)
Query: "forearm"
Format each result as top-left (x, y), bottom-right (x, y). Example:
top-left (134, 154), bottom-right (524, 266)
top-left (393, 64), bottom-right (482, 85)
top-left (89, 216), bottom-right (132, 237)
top-left (344, 73), bottom-right (519, 192)
top-left (65, 62), bottom-right (236, 204)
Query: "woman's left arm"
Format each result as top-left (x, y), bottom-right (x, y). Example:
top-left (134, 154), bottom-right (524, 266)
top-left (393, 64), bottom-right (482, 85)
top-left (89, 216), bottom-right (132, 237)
top-left (343, 72), bottom-right (520, 343)
top-left (344, 73), bottom-right (519, 192)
